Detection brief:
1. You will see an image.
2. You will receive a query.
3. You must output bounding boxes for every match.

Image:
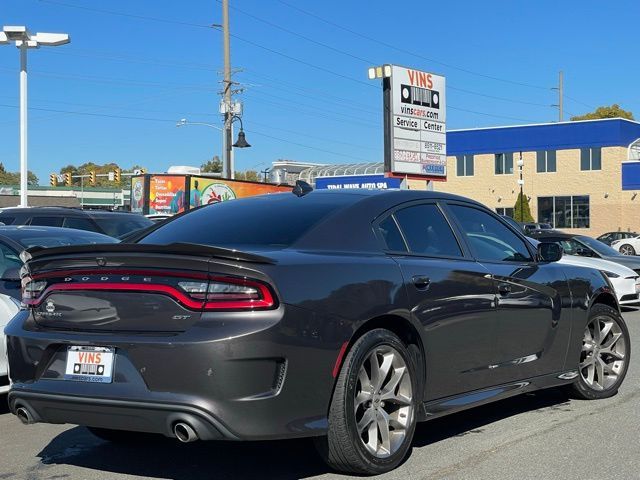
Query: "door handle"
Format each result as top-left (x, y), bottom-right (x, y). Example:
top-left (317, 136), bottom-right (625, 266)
top-left (498, 283), bottom-right (512, 295)
top-left (412, 275), bottom-right (431, 290)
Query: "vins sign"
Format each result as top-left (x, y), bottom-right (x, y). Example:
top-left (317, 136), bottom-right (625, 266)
top-left (386, 65), bottom-right (446, 178)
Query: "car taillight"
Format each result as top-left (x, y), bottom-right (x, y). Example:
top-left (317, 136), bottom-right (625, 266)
top-left (22, 279), bottom-right (47, 305)
top-left (178, 277), bottom-right (274, 310)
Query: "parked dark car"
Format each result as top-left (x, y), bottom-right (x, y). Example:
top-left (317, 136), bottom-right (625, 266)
top-left (0, 226), bottom-right (117, 300)
top-left (0, 207), bottom-right (153, 239)
top-left (597, 231), bottom-right (639, 246)
top-left (533, 231), bottom-right (640, 274)
top-left (5, 190), bottom-right (629, 475)
top-left (522, 222), bottom-right (554, 234)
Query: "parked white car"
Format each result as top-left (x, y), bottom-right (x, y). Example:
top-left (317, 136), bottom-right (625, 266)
top-left (559, 255), bottom-right (640, 307)
top-left (611, 236), bottom-right (640, 256)
top-left (0, 293), bottom-right (20, 394)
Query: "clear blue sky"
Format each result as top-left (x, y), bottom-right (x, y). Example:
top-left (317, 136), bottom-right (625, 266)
top-left (1, 0), bottom-right (638, 184)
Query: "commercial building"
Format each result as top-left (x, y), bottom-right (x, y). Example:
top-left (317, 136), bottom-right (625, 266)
top-left (439, 118), bottom-right (640, 236)
top-left (283, 118), bottom-right (640, 237)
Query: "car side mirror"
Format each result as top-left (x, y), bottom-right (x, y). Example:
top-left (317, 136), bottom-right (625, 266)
top-left (1, 267), bottom-right (21, 282)
top-left (537, 242), bottom-right (563, 262)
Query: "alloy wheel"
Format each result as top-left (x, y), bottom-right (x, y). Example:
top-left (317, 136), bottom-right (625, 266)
top-left (354, 346), bottom-right (413, 458)
top-left (579, 315), bottom-right (627, 391)
top-left (619, 244), bottom-right (635, 255)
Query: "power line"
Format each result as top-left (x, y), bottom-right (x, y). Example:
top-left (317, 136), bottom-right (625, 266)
top-left (0, 103), bottom-right (377, 163)
top-left (276, 0), bottom-right (551, 91)
top-left (38, 0), bottom-right (214, 30)
top-left (564, 94), bottom-right (596, 110)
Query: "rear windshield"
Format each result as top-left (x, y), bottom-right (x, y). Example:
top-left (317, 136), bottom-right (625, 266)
top-left (138, 193), bottom-right (351, 248)
top-left (93, 216), bottom-right (153, 238)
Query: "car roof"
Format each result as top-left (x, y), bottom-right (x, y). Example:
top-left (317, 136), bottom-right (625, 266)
top-left (0, 207), bottom-right (146, 218)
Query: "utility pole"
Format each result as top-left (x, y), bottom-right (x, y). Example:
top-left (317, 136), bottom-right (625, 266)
top-left (558, 71), bottom-right (564, 122)
top-left (222, 0), bottom-right (233, 179)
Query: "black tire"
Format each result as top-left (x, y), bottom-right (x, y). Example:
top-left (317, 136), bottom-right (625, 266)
top-left (570, 304), bottom-right (630, 400)
top-left (315, 329), bottom-right (419, 475)
top-left (620, 244), bottom-right (636, 255)
top-left (87, 427), bottom-right (160, 443)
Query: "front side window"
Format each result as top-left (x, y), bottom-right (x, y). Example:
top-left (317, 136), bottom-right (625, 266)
top-left (456, 155), bottom-right (474, 177)
top-left (536, 150), bottom-right (557, 173)
top-left (580, 147), bottom-right (602, 171)
top-left (494, 153), bottom-right (514, 175)
top-left (449, 204), bottom-right (532, 262)
top-left (392, 204), bottom-right (462, 257)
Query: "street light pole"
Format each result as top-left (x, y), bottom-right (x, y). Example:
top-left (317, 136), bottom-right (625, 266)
top-left (1, 26), bottom-right (70, 207)
top-left (518, 151), bottom-right (524, 221)
top-left (19, 41), bottom-right (28, 208)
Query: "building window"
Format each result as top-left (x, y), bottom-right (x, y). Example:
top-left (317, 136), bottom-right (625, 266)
top-left (580, 147), bottom-right (602, 171)
top-left (536, 150), bottom-right (557, 173)
top-left (537, 195), bottom-right (590, 228)
top-left (495, 153), bottom-right (513, 175)
top-left (496, 207), bottom-right (515, 218)
top-left (456, 155), bottom-right (474, 176)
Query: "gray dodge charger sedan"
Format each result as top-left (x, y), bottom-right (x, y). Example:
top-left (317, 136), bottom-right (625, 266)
top-left (5, 189), bottom-right (630, 475)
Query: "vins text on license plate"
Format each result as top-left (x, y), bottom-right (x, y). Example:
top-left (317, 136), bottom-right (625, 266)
top-left (64, 346), bottom-right (115, 383)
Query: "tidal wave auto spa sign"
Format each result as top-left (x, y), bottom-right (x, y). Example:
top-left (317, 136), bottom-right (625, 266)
top-left (315, 174), bottom-right (403, 190)
top-left (371, 65), bottom-right (447, 178)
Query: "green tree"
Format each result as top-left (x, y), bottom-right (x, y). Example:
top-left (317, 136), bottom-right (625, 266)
top-left (571, 104), bottom-right (634, 121)
top-left (201, 156), bottom-right (222, 174)
top-left (513, 192), bottom-right (534, 222)
top-left (0, 163), bottom-right (39, 186)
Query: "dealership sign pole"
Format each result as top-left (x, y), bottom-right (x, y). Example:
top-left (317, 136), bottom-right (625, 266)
top-left (369, 65), bottom-right (447, 179)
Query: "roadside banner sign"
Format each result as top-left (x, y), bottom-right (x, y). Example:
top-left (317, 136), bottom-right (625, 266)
top-left (315, 174), bottom-right (403, 190)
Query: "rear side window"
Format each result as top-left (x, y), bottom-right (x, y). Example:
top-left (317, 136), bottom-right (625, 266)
top-left (393, 204), bottom-right (462, 257)
top-left (63, 217), bottom-right (101, 233)
top-left (448, 204), bottom-right (532, 262)
top-left (378, 216), bottom-right (407, 252)
top-left (29, 216), bottom-right (63, 227)
top-left (0, 216), bottom-right (16, 225)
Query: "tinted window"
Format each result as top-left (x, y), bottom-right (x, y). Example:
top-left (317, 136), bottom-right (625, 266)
top-left (393, 204), bottom-right (462, 257)
top-left (139, 194), bottom-right (351, 248)
top-left (30, 216), bottom-right (63, 227)
top-left (449, 205), bottom-right (532, 262)
top-left (0, 215), bottom-right (16, 225)
top-left (8, 230), bottom-right (117, 249)
top-left (63, 217), bottom-right (101, 232)
top-left (378, 216), bottom-right (406, 252)
top-left (0, 242), bottom-right (22, 277)
top-left (93, 216), bottom-right (154, 238)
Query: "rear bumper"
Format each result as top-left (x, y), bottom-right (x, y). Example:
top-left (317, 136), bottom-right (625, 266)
top-left (8, 390), bottom-right (235, 440)
top-left (5, 306), bottom-right (345, 440)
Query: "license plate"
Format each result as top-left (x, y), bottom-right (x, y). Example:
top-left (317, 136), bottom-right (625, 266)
top-left (64, 346), bottom-right (115, 383)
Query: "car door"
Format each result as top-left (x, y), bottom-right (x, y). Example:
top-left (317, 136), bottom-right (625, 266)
top-left (375, 201), bottom-right (498, 400)
top-left (445, 203), bottom-right (572, 384)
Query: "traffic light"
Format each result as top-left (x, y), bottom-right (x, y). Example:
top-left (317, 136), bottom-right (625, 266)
top-left (89, 170), bottom-right (96, 186)
top-left (64, 172), bottom-right (72, 186)
top-left (113, 168), bottom-right (121, 183)
top-left (49, 173), bottom-right (57, 187)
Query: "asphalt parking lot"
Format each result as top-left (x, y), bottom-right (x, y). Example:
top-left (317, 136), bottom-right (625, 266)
top-left (2, 311), bottom-right (639, 480)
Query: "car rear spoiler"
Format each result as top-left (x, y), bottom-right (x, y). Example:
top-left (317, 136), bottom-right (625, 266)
top-left (20, 242), bottom-right (277, 265)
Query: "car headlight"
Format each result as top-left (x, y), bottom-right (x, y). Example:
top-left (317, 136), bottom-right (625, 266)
top-left (603, 271), bottom-right (620, 278)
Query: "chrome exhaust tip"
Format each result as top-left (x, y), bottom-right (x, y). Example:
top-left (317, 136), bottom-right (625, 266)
top-left (16, 407), bottom-right (34, 425)
top-left (173, 422), bottom-right (198, 443)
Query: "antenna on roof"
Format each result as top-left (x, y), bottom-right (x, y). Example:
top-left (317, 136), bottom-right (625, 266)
top-left (292, 180), bottom-right (313, 197)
